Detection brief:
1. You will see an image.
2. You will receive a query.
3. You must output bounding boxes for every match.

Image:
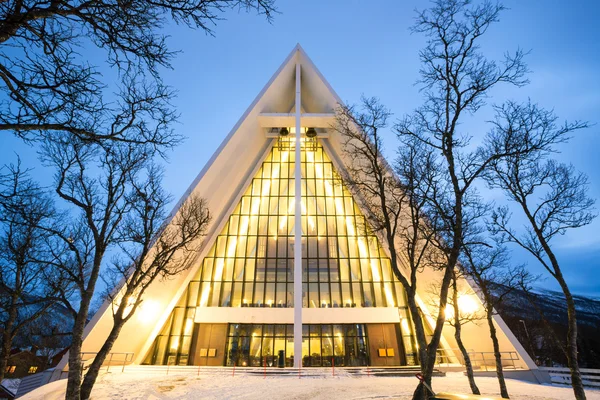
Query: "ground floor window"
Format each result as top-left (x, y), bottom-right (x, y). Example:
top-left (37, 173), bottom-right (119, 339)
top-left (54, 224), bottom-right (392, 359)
top-left (225, 324), bottom-right (294, 367)
top-left (303, 324), bottom-right (369, 367)
top-left (224, 323), bottom-right (369, 367)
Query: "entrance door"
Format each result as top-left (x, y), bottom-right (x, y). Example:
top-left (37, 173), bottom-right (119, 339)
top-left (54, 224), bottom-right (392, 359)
top-left (366, 323), bottom-right (404, 366)
top-left (190, 323), bottom-right (228, 366)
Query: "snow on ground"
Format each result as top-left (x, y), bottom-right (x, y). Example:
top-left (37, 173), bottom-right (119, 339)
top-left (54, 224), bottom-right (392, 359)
top-left (21, 370), bottom-right (600, 400)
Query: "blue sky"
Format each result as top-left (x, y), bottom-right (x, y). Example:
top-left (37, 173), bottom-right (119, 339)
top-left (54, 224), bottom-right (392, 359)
top-left (3, 1), bottom-right (599, 296)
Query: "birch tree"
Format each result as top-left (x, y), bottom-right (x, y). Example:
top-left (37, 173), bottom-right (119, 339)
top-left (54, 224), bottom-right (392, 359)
top-left (485, 100), bottom-right (593, 400)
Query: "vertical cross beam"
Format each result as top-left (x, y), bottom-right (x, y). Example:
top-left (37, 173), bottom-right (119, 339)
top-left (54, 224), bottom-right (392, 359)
top-left (293, 58), bottom-right (302, 369)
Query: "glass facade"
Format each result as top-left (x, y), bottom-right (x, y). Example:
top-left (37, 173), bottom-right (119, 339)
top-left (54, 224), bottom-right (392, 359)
top-left (224, 323), bottom-right (369, 368)
top-left (225, 324), bottom-right (294, 367)
top-left (143, 293), bottom-right (194, 366)
top-left (302, 323), bottom-right (369, 367)
top-left (144, 138), bottom-right (418, 366)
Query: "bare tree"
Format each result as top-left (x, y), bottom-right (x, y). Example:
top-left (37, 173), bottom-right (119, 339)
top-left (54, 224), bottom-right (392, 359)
top-left (447, 269), bottom-right (481, 395)
top-left (393, 1), bottom-right (528, 397)
top-left (424, 268), bottom-right (482, 395)
top-left (78, 167), bottom-right (210, 399)
top-left (485, 101), bottom-right (593, 400)
top-left (0, 160), bottom-right (58, 382)
top-left (41, 136), bottom-right (210, 399)
top-left (0, 0), bottom-right (276, 145)
top-left (39, 137), bottom-right (161, 400)
top-left (461, 243), bottom-right (531, 399)
top-left (336, 97), bottom-right (450, 399)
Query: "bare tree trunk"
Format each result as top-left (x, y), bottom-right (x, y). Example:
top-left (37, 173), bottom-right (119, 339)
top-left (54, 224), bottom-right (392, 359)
top-left (455, 327), bottom-right (480, 395)
top-left (524, 207), bottom-right (587, 400)
top-left (452, 277), bottom-right (480, 395)
top-left (486, 308), bottom-right (509, 398)
top-left (66, 314), bottom-right (86, 400)
top-left (559, 276), bottom-right (586, 400)
top-left (66, 292), bottom-right (94, 400)
top-left (406, 296), bottom-right (430, 400)
top-left (411, 265), bottom-right (455, 400)
top-left (80, 317), bottom-right (126, 400)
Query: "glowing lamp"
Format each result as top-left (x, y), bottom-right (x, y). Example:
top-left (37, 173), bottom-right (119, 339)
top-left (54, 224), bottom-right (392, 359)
top-left (137, 300), bottom-right (160, 323)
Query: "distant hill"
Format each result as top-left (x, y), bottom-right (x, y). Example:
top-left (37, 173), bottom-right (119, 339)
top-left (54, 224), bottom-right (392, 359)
top-left (495, 287), bottom-right (600, 368)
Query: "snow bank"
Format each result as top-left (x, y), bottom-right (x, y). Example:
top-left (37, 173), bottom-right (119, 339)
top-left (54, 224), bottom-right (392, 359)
top-left (21, 371), bottom-right (600, 400)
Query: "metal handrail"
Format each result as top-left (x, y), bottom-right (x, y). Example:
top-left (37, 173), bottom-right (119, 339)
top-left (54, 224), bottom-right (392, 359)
top-left (80, 351), bottom-right (135, 373)
top-left (434, 347), bottom-right (473, 367)
top-left (467, 351), bottom-right (520, 371)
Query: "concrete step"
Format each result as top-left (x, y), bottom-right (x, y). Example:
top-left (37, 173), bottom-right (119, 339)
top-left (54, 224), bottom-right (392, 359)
top-left (123, 365), bottom-right (443, 378)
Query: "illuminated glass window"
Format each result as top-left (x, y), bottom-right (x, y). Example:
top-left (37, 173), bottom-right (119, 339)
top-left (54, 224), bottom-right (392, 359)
top-left (144, 138), bottom-right (414, 365)
top-left (299, 142), bottom-right (403, 309)
top-left (28, 366), bottom-right (38, 374)
top-left (225, 324), bottom-right (295, 367)
top-left (193, 141), bottom-right (297, 309)
top-left (302, 324), bottom-right (369, 367)
top-left (224, 323), bottom-right (369, 368)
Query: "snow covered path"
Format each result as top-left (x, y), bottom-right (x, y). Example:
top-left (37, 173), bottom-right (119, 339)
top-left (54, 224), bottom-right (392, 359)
top-left (22, 371), bottom-right (600, 400)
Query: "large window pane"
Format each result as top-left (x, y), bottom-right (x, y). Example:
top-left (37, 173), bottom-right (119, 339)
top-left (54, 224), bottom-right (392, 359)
top-left (144, 141), bottom-right (417, 366)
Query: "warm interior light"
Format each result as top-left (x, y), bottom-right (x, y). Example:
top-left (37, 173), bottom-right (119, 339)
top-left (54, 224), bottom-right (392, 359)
top-left (184, 318), bottom-right (194, 335)
top-left (401, 318), bottom-right (409, 333)
top-left (204, 149), bottom-right (290, 306)
top-left (307, 150), bottom-right (395, 306)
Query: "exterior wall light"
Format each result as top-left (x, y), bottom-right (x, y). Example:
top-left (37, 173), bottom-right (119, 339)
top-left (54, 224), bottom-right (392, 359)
top-left (445, 294), bottom-right (480, 318)
top-left (457, 295), bottom-right (480, 314)
top-left (137, 300), bottom-right (160, 323)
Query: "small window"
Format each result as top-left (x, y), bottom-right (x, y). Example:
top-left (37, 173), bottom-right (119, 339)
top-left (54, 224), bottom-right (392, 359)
top-left (6, 366), bottom-right (16, 374)
top-left (28, 366), bottom-right (38, 374)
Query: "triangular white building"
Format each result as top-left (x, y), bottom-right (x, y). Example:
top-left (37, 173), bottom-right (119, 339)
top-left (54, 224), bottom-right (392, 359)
top-left (53, 45), bottom-right (544, 380)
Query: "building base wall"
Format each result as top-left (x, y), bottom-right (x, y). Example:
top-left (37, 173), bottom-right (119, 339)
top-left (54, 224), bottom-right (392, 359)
top-left (182, 322), bottom-right (409, 368)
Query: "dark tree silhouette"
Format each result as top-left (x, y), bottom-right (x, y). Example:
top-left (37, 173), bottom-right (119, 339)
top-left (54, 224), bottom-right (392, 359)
top-left (0, 160), bottom-right (59, 382)
top-left (336, 97), bottom-right (450, 399)
top-left (394, 1), bottom-right (528, 397)
top-left (0, 0), bottom-right (276, 145)
top-left (485, 100), bottom-right (593, 400)
top-left (79, 167), bottom-right (210, 399)
top-left (446, 269), bottom-right (481, 395)
top-left (461, 243), bottom-right (532, 398)
top-left (39, 136), bottom-right (210, 400)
